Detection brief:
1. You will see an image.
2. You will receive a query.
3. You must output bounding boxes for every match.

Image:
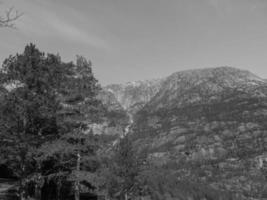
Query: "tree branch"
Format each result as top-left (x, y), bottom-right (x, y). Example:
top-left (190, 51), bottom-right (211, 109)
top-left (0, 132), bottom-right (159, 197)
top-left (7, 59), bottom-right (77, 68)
top-left (0, 7), bottom-right (23, 28)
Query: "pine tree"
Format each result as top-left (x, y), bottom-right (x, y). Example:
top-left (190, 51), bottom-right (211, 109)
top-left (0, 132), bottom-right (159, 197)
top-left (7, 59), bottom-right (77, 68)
top-left (0, 44), bottom-right (105, 200)
top-left (36, 129), bottom-right (100, 200)
top-left (106, 135), bottom-right (144, 200)
top-left (57, 55), bottom-right (104, 130)
top-left (36, 55), bottom-right (104, 200)
top-left (0, 44), bottom-right (65, 199)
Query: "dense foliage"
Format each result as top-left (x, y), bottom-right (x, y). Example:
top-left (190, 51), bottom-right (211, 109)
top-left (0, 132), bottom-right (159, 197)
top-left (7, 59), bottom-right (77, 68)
top-left (0, 44), bottom-right (104, 200)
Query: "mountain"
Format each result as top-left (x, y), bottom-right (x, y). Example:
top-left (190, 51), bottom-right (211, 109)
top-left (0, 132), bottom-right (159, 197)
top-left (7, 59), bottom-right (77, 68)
top-left (104, 78), bottom-right (163, 114)
top-left (84, 89), bottom-right (130, 138)
top-left (97, 89), bottom-right (125, 112)
top-left (144, 66), bottom-right (265, 111)
top-left (92, 79), bottom-right (164, 140)
top-left (102, 66), bottom-right (267, 199)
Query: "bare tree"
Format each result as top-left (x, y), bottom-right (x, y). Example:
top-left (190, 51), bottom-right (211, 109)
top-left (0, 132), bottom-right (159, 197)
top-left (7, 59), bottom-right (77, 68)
top-left (0, 7), bottom-right (23, 28)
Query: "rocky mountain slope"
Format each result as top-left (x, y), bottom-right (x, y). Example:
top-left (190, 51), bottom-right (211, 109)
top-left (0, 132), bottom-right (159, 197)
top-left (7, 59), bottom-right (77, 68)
top-left (93, 79), bottom-right (164, 137)
top-left (85, 89), bottom-right (130, 137)
top-left (102, 66), bottom-right (267, 199)
top-left (145, 66), bottom-right (265, 110)
top-left (104, 78), bottom-right (163, 114)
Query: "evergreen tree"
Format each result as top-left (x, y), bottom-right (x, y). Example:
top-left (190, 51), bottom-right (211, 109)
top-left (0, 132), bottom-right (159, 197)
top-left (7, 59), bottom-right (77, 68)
top-left (0, 45), bottom-right (104, 200)
top-left (36, 55), bottom-right (105, 200)
top-left (58, 55), bottom-right (103, 132)
top-left (105, 135), bottom-right (144, 200)
top-left (36, 129), bottom-right (101, 200)
top-left (0, 44), bottom-right (65, 199)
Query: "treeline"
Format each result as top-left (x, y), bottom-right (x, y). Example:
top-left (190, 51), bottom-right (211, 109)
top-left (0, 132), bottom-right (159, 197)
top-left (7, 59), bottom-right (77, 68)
top-left (0, 44), bottom-right (234, 200)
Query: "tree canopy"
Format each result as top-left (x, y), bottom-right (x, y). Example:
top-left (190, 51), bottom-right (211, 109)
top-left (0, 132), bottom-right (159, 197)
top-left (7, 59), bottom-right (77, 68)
top-left (0, 44), bottom-right (104, 200)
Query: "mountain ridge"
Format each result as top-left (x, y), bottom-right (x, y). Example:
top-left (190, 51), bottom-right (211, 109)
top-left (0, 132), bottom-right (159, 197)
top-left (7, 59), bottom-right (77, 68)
top-left (104, 66), bottom-right (266, 114)
top-left (99, 66), bottom-right (267, 199)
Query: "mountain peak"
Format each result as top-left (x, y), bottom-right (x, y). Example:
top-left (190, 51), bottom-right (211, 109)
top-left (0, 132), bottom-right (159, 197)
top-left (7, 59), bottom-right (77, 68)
top-left (104, 66), bottom-right (265, 114)
top-left (168, 66), bottom-right (264, 84)
top-left (104, 78), bottom-right (163, 112)
top-left (140, 66), bottom-right (266, 111)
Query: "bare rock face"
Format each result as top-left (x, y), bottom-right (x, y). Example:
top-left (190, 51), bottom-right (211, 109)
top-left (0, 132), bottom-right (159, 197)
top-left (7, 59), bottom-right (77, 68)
top-left (97, 89), bottom-right (125, 112)
top-left (90, 89), bottom-right (129, 137)
top-left (104, 78), bottom-right (164, 114)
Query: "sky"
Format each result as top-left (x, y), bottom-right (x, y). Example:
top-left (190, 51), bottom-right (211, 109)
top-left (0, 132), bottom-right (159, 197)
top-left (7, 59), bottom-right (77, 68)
top-left (1, 0), bottom-right (267, 85)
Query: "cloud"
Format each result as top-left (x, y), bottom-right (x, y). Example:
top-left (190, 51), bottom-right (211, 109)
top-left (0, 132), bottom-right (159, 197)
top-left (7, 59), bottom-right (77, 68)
top-left (10, 0), bottom-right (109, 50)
top-left (48, 16), bottom-right (108, 49)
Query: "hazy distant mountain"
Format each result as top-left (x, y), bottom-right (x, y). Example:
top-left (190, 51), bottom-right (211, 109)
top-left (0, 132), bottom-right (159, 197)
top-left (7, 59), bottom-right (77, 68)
top-left (104, 78), bottom-right (164, 114)
top-left (85, 89), bottom-right (129, 137)
top-left (97, 89), bottom-right (125, 112)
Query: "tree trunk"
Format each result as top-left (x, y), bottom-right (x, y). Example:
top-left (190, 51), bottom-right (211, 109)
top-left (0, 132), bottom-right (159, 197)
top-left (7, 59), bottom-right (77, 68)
top-left (19, 163), bottom-right (26, 200)
top-left (19, 180), bottom-right (26, 200)
top-left (34, 184), bottom-right (41, 200)
top-left (124, 193), bottom-right (128, 200)
top-left (56, 180), bottom-right (61, 200)
top-left (19, 191), bottom-right (25, 200)
top-left (74, 152), bottom-right (81, 200)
